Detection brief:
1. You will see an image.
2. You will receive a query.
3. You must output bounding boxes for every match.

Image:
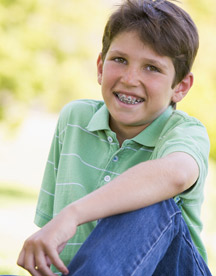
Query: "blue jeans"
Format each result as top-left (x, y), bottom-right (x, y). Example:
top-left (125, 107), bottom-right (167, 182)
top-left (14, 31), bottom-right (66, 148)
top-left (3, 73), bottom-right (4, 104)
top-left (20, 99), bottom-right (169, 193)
top-left (65, 199), bottom-right (212, 275)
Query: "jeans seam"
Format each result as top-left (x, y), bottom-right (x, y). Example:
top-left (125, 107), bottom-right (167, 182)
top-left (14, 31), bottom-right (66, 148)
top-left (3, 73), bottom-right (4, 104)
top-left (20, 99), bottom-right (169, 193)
top-left (131, 210), bottom-right (181, 276)
top-left (182, 231), bottom-right (205, 275)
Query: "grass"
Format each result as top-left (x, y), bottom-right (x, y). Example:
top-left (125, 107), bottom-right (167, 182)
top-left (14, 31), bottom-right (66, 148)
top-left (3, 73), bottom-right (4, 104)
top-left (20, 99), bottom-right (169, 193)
top-left (0, 183), bottom-right (38, 275)
top-left (0, 160), bottom-right (216, 275)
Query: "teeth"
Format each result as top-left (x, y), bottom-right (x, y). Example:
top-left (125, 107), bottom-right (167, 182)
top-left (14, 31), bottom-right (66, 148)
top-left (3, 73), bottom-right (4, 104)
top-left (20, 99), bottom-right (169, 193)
top-left (127, 96), bottom-right (132, 102)
top-left (115, 93), bottom-right (144, 105)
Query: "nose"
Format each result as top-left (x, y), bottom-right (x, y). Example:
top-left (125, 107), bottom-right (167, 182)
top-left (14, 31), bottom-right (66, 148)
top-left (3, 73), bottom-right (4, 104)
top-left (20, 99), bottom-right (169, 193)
top-left (120, 66), bottom-right (140, 87)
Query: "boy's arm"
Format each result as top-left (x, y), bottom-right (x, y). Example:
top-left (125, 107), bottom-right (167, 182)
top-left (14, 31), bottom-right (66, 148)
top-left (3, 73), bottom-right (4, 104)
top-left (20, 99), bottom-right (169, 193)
top-left (73, 151), bottom-right (199, 224)
top-left (17, 151), bottom-right (199, 276)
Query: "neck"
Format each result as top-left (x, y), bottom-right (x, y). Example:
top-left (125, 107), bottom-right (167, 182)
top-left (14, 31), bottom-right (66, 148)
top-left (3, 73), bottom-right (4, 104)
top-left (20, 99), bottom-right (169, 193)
top-left (110, 119), bottom-right (149, 147)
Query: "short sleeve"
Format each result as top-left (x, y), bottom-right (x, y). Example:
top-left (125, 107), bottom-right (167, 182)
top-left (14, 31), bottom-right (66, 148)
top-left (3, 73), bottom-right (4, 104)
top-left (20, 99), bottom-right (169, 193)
top-left (152, 115), bottom-right (210, 201)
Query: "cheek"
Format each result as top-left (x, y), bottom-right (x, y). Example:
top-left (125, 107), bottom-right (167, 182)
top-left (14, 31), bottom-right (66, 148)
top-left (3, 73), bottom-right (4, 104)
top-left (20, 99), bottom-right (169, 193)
top-left (148, 78), bottom-right (172, 97)
top-left (102, 66), bottom-right (119, 87)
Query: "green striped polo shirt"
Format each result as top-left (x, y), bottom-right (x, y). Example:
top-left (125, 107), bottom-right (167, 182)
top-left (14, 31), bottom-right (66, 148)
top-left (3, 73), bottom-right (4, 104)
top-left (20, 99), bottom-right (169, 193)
top-left (34, 99), bottom-right (210, 272)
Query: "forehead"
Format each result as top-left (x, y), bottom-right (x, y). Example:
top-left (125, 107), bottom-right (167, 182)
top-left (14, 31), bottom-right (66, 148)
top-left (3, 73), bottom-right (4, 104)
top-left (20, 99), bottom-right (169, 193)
top-left (110, 30), bottom-right (156, 53)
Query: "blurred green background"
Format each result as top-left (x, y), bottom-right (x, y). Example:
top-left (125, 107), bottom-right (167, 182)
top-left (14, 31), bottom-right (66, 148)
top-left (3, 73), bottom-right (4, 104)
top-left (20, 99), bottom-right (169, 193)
top-left (0, 0), bottom-right (215, 274)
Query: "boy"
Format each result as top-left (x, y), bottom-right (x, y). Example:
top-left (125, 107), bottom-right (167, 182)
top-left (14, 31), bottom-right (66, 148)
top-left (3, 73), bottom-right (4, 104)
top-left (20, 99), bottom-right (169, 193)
top-left (17, 0), bottom-right (212, 275)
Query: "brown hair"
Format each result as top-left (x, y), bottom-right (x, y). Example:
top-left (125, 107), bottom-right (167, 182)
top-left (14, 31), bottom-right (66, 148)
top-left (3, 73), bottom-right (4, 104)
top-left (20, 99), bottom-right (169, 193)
top-left (101, 0), bottom-right (199, 88)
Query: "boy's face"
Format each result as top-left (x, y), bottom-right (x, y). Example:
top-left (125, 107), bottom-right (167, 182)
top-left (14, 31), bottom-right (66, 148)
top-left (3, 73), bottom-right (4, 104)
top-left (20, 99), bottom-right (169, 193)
top-left (97, 31), bottom-right (190, 139)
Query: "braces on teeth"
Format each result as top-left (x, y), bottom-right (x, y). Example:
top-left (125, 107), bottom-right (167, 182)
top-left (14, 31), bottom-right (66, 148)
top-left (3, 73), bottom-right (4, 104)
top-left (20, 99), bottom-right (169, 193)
top-left (117, 93), bottom-right (143, 104)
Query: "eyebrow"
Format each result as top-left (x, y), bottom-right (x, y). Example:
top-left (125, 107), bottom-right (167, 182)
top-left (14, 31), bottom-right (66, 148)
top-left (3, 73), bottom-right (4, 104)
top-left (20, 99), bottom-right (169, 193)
top-left (145, 58), bottom-right (169, 71)
top-left (109, 50), bottom-right (169, 71)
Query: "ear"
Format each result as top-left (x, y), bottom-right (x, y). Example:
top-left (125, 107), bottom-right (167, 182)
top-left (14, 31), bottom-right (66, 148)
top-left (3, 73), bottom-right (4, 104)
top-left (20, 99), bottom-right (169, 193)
top-left (172, 73), bottom-right (194, 103)
top-left (97, 53), bottom-right (103, 85)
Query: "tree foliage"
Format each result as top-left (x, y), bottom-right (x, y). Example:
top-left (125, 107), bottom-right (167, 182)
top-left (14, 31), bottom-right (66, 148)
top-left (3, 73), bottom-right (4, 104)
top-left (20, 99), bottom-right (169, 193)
top-left (178, 0), bottom-right (216, 159)
top-left (0, 0), bottom-right (215, 159)
top-left (0, 0), bottom-right (110, 123)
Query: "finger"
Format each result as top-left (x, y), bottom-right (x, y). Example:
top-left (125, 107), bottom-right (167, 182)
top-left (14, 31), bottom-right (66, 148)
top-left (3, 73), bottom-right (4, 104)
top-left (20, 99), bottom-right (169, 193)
top-left (17, 247), bottom-right (25, 268)
top-left (44, 248), bottom-right (69, 275)
top-left (17, 244), bottom-right (36, 275)
top-left (23, 247), bottom-right (42, 276)
top-left (46, 255), bottom-right (52, 267)
top-left (34, 249), bottom-right (57, 276)
top-left (31, 266), bottom-right (44, 276)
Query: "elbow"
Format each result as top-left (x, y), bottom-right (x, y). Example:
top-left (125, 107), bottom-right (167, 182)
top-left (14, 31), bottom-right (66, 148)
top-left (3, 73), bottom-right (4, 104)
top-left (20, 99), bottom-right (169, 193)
top-left (174, 172), bottom-right (191, 193)
top-left (164, 152), bottom-right (199, 194)
top-left (172, 166), bottom-right (198, 194)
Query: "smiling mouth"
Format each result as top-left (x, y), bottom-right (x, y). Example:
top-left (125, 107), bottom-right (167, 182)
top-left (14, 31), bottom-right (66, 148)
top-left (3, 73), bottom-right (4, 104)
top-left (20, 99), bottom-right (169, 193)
top-left (114, 92), bottom-right (145, 105)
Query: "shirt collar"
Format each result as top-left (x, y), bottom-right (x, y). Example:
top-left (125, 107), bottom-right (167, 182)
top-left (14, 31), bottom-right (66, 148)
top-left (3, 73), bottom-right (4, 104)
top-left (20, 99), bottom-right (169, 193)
top-left (86, 103), bottom-right (111, 132)
top-left (132, 106), bottom-right (173, 147)
top-left (86, 103), bottom-right (173, 147)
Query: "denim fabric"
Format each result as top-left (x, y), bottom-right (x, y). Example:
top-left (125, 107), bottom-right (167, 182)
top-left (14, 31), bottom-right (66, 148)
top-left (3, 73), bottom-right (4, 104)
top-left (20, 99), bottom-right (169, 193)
top-left (65, 199), bottom-right (212, 276)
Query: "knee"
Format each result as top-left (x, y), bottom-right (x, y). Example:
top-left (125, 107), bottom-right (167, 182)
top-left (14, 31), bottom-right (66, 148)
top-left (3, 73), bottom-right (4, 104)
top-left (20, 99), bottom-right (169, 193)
top-left (98, 199), bottom-right (182, 236)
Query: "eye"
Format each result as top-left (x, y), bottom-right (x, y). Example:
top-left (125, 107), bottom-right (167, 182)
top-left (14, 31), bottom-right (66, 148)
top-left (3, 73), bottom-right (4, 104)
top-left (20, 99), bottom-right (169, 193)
top-left (146, 65), bottom-right (160, 73)
top-left (113, 57), bottom-right (127, 64)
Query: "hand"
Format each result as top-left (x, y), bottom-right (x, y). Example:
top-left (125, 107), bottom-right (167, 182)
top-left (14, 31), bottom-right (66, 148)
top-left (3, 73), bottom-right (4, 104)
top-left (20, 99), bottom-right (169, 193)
top-left (17, 206), bottom-right (78, 276)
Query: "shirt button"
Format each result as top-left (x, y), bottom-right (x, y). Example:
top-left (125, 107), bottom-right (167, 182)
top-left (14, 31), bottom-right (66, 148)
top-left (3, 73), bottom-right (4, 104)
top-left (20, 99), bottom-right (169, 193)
top-left (104, 175), bottom-right (111, 182)
top-left (113, 156), bottom-right (118, 162)
top-left (107, 136), bottom-right (113, 143)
